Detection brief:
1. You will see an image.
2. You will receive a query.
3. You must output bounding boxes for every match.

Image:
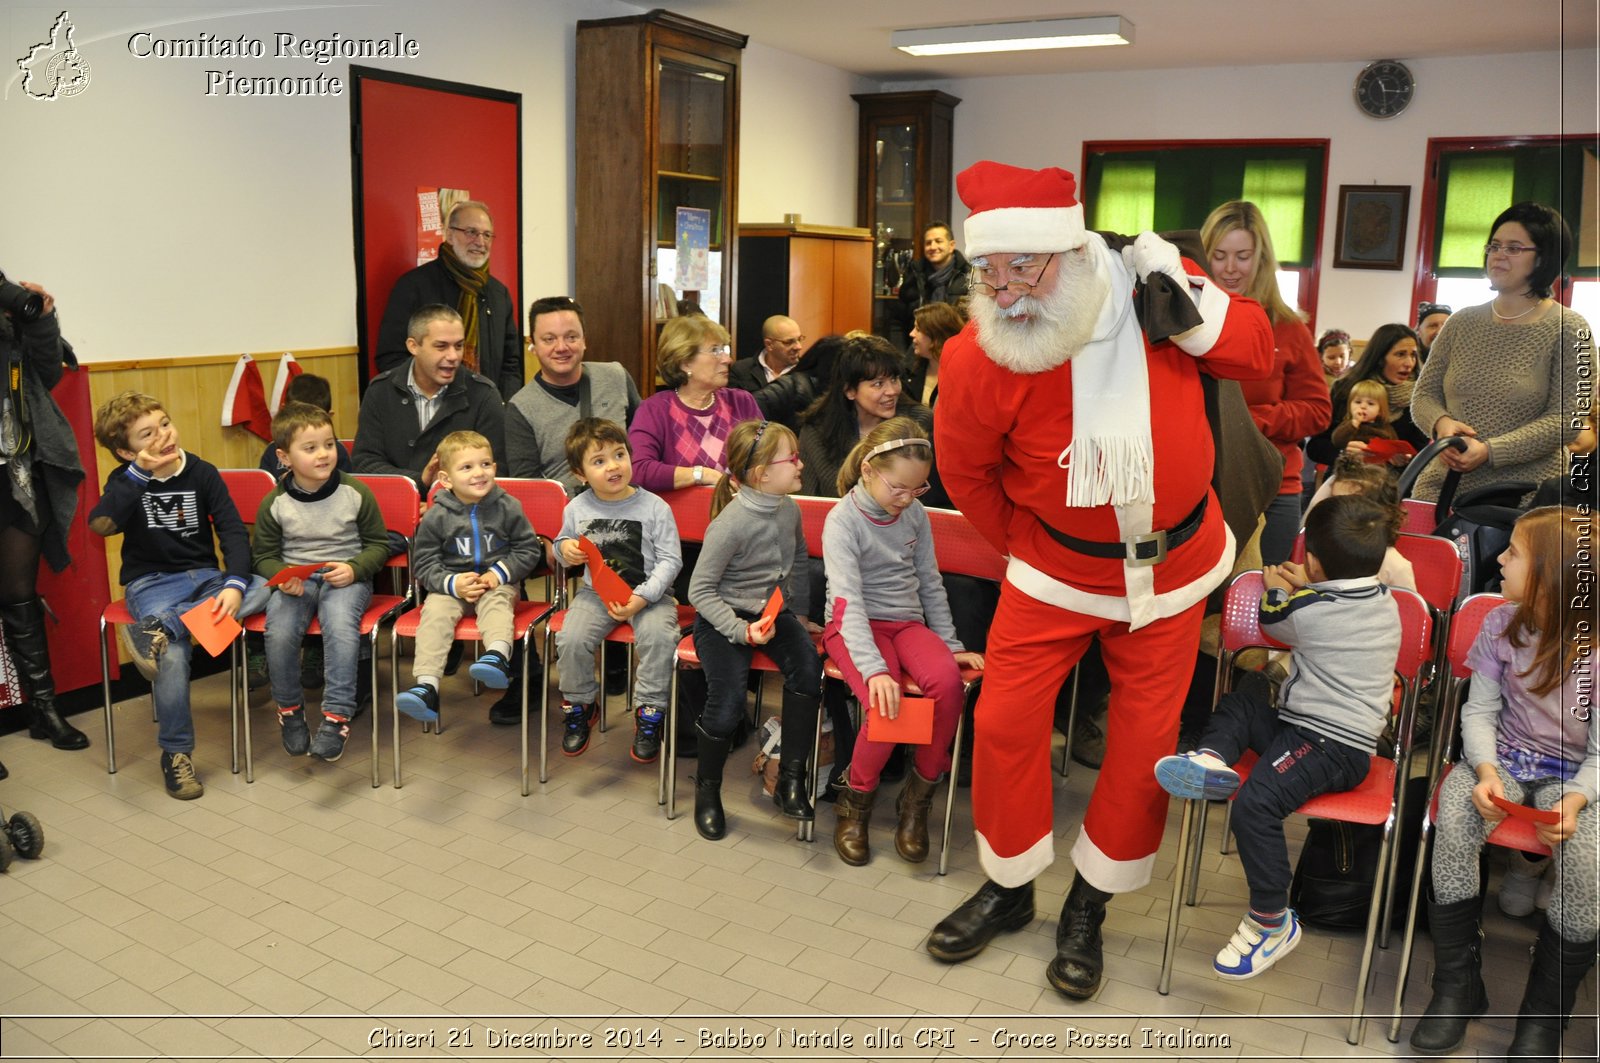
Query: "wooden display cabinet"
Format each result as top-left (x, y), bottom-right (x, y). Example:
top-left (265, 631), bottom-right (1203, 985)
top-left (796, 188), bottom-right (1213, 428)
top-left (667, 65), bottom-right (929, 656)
top-left (853, 90), bottom-right (960, 346)
top-left (576, 10), bottom-right (746, 393)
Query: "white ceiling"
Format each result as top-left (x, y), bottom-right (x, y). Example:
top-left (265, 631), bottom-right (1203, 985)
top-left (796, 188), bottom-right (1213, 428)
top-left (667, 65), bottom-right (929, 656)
top-left (652, 0), bottom-right (1586, 81)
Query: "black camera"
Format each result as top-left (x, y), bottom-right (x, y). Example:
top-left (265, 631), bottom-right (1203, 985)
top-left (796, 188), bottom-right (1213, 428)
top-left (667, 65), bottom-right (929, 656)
top-left (0, 272), bottom-right (44, 322)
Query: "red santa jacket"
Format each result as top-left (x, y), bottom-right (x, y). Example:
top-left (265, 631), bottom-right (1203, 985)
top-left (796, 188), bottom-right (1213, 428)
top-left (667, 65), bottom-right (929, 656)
top-left (936, 264), bottom-right (1273, 624)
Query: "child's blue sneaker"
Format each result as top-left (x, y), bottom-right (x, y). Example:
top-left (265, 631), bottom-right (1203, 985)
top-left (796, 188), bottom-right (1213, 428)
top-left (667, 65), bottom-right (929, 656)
top-left (468, 650), bottom-right (513, 690)
top-left (1154, 750), bottom-right (1240, 801)
top-left (395, 684), bottom-right (440, 723)
top-left (1213, 910), bottom-right (1300, 980)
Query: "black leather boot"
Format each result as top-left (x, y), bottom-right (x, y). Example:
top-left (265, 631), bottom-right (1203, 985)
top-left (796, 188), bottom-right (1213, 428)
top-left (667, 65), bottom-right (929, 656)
top-left (1409, 894), bottom-right (1489, 1054)
top-left (1, 599), bottom-right (89, 751)
top-left (773, 690), bottom-right (819, 820)
top-left (926, 879), bottom-right (1035, 962)
top-left (693, 722), bottom-right (732, 841)
top-left (1506, 919), bottom-right (1596, 1063)
top-left (1047, 873), bottom-right (1112, 999)
top-left (0, 757), bottom-right (8, 780)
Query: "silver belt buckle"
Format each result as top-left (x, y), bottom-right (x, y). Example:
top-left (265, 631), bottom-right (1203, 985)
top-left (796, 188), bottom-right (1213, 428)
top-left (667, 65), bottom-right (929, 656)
top-left (1126, 530), bottom-right (1167, 567)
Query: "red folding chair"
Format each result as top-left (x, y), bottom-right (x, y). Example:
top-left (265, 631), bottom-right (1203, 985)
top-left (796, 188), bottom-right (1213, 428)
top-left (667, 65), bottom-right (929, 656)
top-left (99, 469), bottom-right (278, 779)
top-left (817, 504), bottom-right (1006, 875)
top-left (1386, 593), bottom-right (1544, 1041)
top-left (393, 479), bottom-right (565, 794)
top-left (536, 486), bottom-right (707, 797)
top-left (1157, 571), bottom-right (1432, 1047)
top-left (240, 474), bottom-right (420, 787)
top-left (1401, 497), bottom-right (1439, 536)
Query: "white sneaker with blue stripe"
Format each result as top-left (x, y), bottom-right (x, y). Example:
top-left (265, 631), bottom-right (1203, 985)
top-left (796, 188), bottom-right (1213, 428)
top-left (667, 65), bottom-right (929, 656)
top-left (1213, 910), bottom-right (1300, 980)
top-left (1154, 750), bottom-right (1240, 801)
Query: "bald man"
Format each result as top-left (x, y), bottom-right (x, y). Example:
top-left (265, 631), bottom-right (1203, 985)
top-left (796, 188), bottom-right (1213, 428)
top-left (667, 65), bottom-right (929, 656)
top-left (728, 315), bottom-right (804, 393)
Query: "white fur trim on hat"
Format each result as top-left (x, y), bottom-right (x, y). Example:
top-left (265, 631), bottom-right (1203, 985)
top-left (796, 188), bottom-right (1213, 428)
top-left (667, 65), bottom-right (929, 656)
top-left (964, 204), bottom-right (1086, 259)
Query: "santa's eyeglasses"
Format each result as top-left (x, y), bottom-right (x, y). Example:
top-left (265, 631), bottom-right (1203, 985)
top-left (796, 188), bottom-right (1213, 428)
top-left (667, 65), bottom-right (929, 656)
top-left (970, 253), bottom-right (1055, 297)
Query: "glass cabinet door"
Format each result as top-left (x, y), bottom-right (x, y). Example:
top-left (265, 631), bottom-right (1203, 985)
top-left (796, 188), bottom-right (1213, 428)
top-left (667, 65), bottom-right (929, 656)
top-left (870, 121), bottom-right (917, 297)
top-left (656, 56), bottom-right (730, 322)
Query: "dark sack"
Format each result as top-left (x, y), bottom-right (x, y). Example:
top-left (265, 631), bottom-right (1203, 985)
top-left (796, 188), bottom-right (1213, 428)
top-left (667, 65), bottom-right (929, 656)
top-left (1291, 776), bottom-right (1430, 931)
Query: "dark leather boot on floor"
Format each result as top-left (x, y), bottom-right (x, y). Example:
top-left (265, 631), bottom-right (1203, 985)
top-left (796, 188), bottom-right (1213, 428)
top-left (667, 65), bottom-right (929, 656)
top-left (773, 690), bottom-right (820, 820)
top-left (2, 599), bottom-right (89, 750)
top-left (1505, 919), bottom-right (1596, 1063)
top-left (832, 783), bottom-right (876, 866)
top-left (1047, 873), bottom-right (1112, 999)
top-left (1409, 893), bottom-right (1489, 1054)
top-left (693, 722), bottom-right (732, 840)
top-left (926, 879), bottom-right (1035, 962)
top-left (893, 767), bottom-right (940, 863)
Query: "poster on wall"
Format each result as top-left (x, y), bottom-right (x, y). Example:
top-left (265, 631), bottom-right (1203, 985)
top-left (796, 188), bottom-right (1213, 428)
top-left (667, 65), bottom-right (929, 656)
top-left (675, 206), bottom-right (710, 291)
top-left (416, 186), bottom-right (471, 265)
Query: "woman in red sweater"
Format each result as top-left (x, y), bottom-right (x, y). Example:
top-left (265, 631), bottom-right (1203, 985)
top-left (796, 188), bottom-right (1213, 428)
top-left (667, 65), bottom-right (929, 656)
top-left (1200, 201), bottom-right (1331, 564)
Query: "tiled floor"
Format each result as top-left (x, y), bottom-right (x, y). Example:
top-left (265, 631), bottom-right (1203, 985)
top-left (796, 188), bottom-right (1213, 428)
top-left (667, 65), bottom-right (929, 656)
top-left (0, 656), bottom-right (1594, 1062)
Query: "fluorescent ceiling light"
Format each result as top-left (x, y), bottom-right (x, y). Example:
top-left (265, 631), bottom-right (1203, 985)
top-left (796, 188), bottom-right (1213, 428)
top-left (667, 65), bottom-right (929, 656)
top-left (892, 16), bottom-right (1133, 56)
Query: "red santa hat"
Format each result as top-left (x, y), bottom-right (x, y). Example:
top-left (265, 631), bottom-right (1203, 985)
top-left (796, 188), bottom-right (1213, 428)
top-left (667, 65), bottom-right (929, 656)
top-left (221, 353), bottom-right (272, 441)
top-left (958, 161), bottom-right (1086, 258)
top-left (267, 352), bottom-right (303, 414)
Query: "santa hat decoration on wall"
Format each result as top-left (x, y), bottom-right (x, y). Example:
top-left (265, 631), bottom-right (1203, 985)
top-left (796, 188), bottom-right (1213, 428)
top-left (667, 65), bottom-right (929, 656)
top-left (267, 353), bottom-right (303, 414)
top-left (221, 353), bottom-right (272, 441)
top-left (958, 160), bottom-right (1087, 259)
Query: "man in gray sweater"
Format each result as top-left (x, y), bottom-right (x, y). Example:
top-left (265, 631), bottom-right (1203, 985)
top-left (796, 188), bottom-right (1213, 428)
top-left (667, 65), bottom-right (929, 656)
top-left (505, 297), bottom-right (639, 495)
top-left (1155, 493), bottom-right (1402, 981)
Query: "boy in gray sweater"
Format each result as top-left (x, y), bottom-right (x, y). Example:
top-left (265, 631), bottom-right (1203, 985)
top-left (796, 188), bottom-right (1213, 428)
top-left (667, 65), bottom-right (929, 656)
top-left (1155, 493), bottom-right (1402, 981)
top-left (551, 419), bottom-right (682, 763)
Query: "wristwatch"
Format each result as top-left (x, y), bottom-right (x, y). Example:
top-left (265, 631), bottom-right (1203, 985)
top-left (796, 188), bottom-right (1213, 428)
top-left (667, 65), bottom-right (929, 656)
top-left (692, 465), bottom-right (704, 485)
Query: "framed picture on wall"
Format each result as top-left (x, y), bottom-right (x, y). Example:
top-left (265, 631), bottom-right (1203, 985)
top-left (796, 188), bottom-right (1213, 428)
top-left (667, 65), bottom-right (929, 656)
top-left (1334, 184), bottom-right (1410, 270)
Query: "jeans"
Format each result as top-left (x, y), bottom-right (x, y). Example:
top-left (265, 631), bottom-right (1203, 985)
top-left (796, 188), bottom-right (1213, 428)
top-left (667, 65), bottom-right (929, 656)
top-left (125, 568), bottom-right (269, 753)
top-left (1196, 680), bottom-right (1369, 912)
top-left (692, 611), bottom-right (820, 738)
top-left (265, 576), bottom-right (373, 719)
top-left (556, 587), bottom-right (679, 709)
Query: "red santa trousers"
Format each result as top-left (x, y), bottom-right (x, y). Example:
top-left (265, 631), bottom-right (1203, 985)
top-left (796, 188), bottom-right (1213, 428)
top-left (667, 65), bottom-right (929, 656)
top-left (971, 582), bottom-right (1206, 893)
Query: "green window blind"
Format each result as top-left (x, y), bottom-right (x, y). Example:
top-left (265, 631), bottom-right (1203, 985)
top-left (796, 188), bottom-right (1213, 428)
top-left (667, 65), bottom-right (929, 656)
top-left (1432, 141), bottom-right (1595, 278)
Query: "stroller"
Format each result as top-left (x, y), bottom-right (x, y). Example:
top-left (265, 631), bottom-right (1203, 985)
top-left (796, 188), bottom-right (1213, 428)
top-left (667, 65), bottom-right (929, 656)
top-left (0, 803), bottom-right (43, 872)
top-left (1396, 436), bottom-right (1533, 600)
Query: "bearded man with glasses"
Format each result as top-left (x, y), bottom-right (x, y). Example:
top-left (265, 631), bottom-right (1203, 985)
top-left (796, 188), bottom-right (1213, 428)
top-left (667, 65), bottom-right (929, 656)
top-left (376, 199), bottom-right (524, 399)
top-left (926, 161), bottom-right (1274, 1000)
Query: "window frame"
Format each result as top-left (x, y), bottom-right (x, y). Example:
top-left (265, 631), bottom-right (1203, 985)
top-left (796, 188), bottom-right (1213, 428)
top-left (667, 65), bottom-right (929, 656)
top-left (1412, 133), bottom-right (1599, 312)
top-left (1082, 137), bottom-right (1330, 328)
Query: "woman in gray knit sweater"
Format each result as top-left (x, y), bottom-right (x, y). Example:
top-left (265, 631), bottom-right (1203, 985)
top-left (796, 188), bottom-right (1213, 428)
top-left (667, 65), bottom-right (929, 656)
top-left (1411, 202), bottom-right (1586, 502)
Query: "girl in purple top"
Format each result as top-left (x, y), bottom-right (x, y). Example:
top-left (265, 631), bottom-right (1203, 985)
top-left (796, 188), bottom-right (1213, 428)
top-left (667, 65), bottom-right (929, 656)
top-left (1410, 507), bottom-right (1596, 1059)
top-left (628, 316), bottom-right (762, 494)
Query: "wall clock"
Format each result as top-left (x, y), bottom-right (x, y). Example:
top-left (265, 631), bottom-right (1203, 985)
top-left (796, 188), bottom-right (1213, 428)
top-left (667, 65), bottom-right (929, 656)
top-left (1355, 59), bottom-right (1414, 119)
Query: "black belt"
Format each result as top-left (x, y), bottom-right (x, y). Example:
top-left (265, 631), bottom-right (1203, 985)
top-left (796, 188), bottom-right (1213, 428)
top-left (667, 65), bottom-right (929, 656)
top-left (1040, 496), bottom-right (1208, 567)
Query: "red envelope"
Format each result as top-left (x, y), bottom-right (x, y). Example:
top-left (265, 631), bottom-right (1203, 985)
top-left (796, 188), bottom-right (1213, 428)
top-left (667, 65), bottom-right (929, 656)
top-left (1490, 794), bottom-right (1562, 824)
top-left (180, 598), bottom-right (243, 658)
top-left (576, 536), bottom-right (634, 609)
top-left (266, 562), bottom-right (328, 588)
top-left (752, 585), bottom-right (784, 636)
top-left (868, 695), bottom-right (933, 744)
top-left (1362, 438), bottom-right (1417, 463)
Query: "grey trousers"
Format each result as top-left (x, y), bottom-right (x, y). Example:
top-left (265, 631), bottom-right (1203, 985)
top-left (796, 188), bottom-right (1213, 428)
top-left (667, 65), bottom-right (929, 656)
top-left (1433, 761), bottom-right (1599, 941)
top-left (556, 586), bottom-right (678, 709)
top-left (412, 583), bottom-right (518, 680)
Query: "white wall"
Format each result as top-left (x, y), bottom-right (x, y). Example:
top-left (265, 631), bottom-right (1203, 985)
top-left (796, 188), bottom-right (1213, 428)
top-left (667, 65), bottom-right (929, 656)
top-left (882, 47), bottom-right (1599, 340)
top-left (737, 41), bottom-right (871, 227)
top-left (1, 0), bottom-right (629, 363)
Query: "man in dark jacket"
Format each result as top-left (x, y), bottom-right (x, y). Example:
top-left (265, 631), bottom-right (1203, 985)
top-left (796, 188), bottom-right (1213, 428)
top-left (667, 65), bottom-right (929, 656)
top-left (896, 221), bottom-right (971, 320)
top-left (353, 305), bottom-right (506, 490)
top-left (374, 200), bottom-right (523, 399)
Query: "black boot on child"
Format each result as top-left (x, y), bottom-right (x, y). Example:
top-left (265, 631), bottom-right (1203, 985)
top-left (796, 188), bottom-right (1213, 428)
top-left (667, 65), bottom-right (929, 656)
top-left (1505, 919), bottom-right (1597, 1063)
top-left (693, 722), bottom-right (732, 840)
top-left (1408, 894), bottom-right (1489, 1054)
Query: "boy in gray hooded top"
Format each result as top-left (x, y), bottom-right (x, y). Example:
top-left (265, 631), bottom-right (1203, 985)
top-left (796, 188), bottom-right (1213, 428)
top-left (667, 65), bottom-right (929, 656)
top-left (395, 431), bottom-right (541, 723)
top-left (1155, 493), bottom-right (1402, 982)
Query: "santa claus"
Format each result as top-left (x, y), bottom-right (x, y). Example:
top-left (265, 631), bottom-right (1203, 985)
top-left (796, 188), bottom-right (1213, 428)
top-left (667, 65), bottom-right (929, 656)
top-left (927, 161), bottom-right (1273, 998)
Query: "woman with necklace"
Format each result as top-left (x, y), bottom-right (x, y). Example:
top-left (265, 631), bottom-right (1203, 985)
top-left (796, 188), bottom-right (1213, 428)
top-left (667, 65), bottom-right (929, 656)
top-left (628, 315), bottom-right (762, 495)
top-left (1411, 202), bottom-right (1586, 502)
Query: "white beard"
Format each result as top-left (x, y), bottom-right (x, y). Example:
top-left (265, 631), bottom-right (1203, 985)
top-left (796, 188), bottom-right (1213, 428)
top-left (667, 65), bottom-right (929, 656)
top-left (971, 249), bottom-right (1110, 375)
